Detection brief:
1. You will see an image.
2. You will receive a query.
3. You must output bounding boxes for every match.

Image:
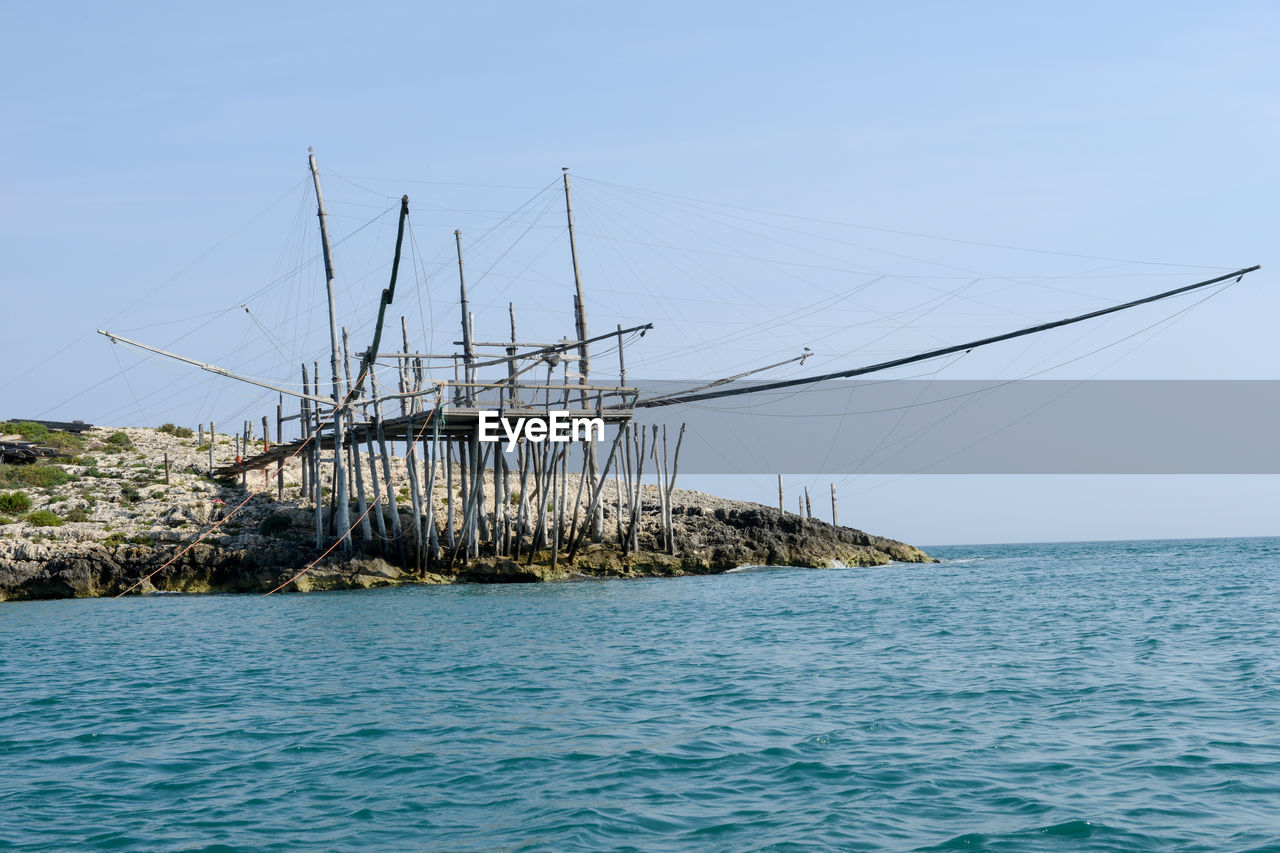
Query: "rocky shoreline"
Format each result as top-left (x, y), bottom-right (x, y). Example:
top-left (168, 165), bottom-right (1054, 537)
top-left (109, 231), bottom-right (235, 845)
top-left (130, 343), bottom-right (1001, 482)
top-left (0, 425), bottom-right (934, 601)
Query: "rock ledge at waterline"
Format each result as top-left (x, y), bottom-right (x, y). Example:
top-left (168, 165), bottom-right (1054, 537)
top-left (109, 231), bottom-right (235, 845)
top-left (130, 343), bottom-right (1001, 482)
top-left (0, 426), bottom-right (934, 601)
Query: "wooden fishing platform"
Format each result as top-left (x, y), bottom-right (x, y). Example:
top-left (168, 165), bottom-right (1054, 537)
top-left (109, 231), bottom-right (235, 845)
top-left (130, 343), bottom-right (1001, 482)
top-left (216, 400), bottom-right (636, 477)
top-left (98, 153), bottom-right (1257, 577)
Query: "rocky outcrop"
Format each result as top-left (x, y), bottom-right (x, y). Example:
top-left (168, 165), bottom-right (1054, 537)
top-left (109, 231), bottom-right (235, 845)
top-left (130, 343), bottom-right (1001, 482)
top-left (0, 425), bottom-right (934, 601)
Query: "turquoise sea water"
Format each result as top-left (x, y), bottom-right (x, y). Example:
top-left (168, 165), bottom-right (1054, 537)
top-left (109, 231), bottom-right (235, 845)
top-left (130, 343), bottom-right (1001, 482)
top-left (3, 537), bottom-right (1280, 851)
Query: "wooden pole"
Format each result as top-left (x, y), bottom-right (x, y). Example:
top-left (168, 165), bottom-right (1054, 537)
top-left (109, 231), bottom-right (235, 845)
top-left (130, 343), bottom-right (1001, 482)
top-left (307, 148), bottom-right (351, 552)
top-left (398, 316), bottom-right (410, 418)
top-left (514, 442), bottom-right (531, 559)
top-left (276, 398), bottom-right (284, 501)
top-left (370, 372), bottom-right (403, 559)
top-left (163, 452), bottom-right (170, 486)
top-left (444, 441), bottom-right (455, 550)
top-left (365, 424), bottom-right (387, 549)
top-left (299, 365), bottom-right (310, 496)
top-left (455, 230), bottom-right (475, 405)
top-left (562, 168), bottom-right (590, 388)
top-left (804, 486), bottom-right (812, 520)
top-left (404, 417), bottom-right (424, 570)
top-left (312, 399), bottom-right (323, 548)
top-left (426, 413), bottom-right (440, 562)
top-left (659, 425), bottom-right (671, 553)
top-left (566, 426), bottom-right (626, 561)
top-left (208, 421), bottom-right (215, 477)
top-left (831, 482), bottom-right (838, 527)
top-left (667, 423), bottom-right (685, 555)
top-left (778, 475), bottom-right (784, 513)
top-left (629, 425), bottom-right (647, 553)
top-left (342, 328), bottom-right (371, 543)
top-left (507, 303), bottom-right (519, 407)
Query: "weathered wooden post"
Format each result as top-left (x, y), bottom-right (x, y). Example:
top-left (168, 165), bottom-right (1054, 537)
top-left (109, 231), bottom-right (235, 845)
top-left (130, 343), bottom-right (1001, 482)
top-left (455, 230), bottom-right (476, 405)
top-left (778, 475), bottom-right (784, 513)
top-left (831, 482), bottom-right (838, 527)
top-left (342, 327), bottom-right (371, 543)
top-left (365, 425), bottom-right (387, 548)
top-left (308, 149), bottom-right (352, 552)
top-left (276, 398), bottom-right (284, 500)
top-left (804, 486), bottom-right (812, 520)
top-left (369, 371), bottom-right (403, 561)
top-left (208, 421), bottom-right (215, 476)
top-left (164, 452), bottom-right (170, 486)
top-left (300, 364), bottom-right (311, 497)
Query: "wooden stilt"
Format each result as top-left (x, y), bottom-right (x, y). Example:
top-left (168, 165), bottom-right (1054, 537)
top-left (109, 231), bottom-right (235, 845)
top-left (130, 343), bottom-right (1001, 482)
top-left (425, 413), bottom-right (440, 561)
top-left (341, 328), bottom-right (371, 543)
top-left (667, 423), bottom-right (685, 555)
top-left (404, 417), bottom-right (424, 570)
top-left (307, 149), bottom-right (351, 553)
top-left (370, 372), bottom-right (403, 559)
top-left (567, 426), bottom-right (626, 561)
top-left (300, 365), bottom-right (310, 496)
top-left (445, 441), bottom-right (455, 550)
top-left (514, 442), bottom-right (531, 559)
top-left (365, 424), bottom-right (387, 550)
top-left (276, 398), bottom-right (284, 501)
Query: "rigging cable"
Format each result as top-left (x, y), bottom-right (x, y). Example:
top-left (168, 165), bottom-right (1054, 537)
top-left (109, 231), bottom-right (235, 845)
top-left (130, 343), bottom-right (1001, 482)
top-left (635, 266), bottom-right (1261, 408)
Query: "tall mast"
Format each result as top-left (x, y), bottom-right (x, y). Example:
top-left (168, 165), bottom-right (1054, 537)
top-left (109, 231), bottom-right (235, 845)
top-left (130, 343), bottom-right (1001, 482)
top-left (562, 168), bottom-right (590, 386)
top-left (455, 229), bottom-right (475, 405)
top-left (563, 168), bottom-right (601, 542)
top-left (307, 148), bottom-right (351, 550)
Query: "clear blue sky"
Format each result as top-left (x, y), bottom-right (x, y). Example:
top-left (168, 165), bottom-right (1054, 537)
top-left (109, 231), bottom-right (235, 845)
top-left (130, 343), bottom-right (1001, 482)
top-left (2, 1), bottom-right (1276, 544)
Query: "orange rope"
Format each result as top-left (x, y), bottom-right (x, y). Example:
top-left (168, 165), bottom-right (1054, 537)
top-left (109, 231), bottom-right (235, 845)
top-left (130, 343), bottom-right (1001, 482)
top-left (265, 389), bottom-right (444, 595)
top-left (114, 370), bottom-right (375, 598)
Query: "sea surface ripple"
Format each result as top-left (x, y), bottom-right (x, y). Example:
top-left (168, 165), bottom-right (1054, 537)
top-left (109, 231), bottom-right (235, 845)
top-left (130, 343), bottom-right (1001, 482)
top-left (3, 537), bottom-right (1280, 851)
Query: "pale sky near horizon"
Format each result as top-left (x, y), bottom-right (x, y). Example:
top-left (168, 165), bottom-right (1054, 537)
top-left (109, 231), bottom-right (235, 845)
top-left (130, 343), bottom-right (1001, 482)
top-left (2, 1), bottom-right (1277, 545)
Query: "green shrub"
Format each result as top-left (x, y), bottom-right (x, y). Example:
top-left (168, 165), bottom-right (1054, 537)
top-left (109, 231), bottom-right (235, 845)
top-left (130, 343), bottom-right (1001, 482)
top-left (102, 532), bottom-right (126, 547)
top-left (25, 509), bottom-right (63, 527)
top-left (0, 492), bottom-right (31, 513)
top-left (120, 484), bottom-right (142, 504)
top-left (106, 432), bottom-right (133, 449)
top-left (157, 423), bottom-right (195, 439)
top-left (129, 534), bottom-right (154, 546)
top-left (64, 508), bottom-right (91, 523)
top-left (1, 421), bottom-right (51, 441)
top-left (0, 516), bottom-right (12, 526)
top-left (259, 513), bottom-right (292, 536)
top-left (0, 464), bottom-right (75, 488)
